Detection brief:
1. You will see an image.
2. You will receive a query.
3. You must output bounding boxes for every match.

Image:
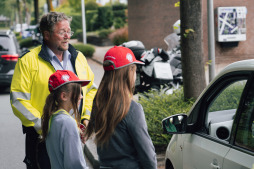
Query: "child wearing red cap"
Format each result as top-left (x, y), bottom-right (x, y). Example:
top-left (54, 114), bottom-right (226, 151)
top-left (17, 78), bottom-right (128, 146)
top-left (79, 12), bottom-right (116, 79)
top-left (85, 46), bottom-right (157, 169)
top-left (41, 70), bottom-right (90, 169)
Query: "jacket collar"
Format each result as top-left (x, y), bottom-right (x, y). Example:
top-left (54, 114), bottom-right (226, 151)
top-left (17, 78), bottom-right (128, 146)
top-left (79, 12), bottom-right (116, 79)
top-left (39, 41), bottom-right (78, 67)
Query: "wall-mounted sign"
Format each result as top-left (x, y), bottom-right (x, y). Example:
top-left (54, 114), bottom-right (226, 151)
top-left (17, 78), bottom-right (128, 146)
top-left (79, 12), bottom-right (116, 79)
top-left (215, 7), bottom-right (247, 42)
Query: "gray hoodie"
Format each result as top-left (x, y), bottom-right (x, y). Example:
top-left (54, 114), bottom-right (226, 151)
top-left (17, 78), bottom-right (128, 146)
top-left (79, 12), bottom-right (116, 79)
top-left (46, 109), bottom-right (88, 169)
top-left (97, 100), bottom-right (157, 169)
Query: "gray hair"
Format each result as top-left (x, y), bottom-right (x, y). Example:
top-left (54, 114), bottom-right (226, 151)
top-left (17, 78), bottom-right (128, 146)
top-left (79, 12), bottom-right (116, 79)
top-left (39, 12), bottom-right (72, 36)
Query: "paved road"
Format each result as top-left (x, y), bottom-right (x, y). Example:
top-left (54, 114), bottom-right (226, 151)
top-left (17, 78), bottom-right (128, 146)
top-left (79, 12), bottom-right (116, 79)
top-left (0, 89), bottom-right (25, 169)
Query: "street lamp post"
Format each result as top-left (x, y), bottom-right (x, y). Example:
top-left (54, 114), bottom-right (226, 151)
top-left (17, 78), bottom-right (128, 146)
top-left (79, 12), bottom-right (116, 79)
top-left (207, 0), bottom-right (216, 82)
top-left (81, 0), bottom-right (87, 44)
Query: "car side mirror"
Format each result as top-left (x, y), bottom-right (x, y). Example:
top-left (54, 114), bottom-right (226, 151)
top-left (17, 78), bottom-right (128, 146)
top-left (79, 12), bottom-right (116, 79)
top-left (162, 114), bottom-right (187, 134)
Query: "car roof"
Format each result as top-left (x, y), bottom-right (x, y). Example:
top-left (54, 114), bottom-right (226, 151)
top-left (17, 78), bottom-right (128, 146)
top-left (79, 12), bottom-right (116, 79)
top-left (188, 59), bottom-right (254, 115)
top-left (0, 30), bottom-right (14, 36)
top-left (216, 59), bottom-right (254, 80)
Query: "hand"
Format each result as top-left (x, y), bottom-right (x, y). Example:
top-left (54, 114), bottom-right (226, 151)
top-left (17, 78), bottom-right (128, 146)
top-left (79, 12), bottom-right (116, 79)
top-left (79, 123), bottom-right (86, 144)
top-left (83, 119), bottom-right (89, 127)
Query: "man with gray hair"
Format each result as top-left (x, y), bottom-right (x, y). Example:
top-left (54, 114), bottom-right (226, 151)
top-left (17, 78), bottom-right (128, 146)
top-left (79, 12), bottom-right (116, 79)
top-left (10, 12), bottom-right (97, 169)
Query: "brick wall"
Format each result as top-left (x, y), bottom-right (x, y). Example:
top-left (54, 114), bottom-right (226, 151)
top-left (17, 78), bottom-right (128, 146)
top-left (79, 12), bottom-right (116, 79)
top-left (128, 0), bottom-right (180, 50)
top-left (128, 0), bottom-right (254, 64)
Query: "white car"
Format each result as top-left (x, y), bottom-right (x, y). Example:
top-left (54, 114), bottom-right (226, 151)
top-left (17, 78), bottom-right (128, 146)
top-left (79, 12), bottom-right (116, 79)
top-left (162, 59), bottom-right (254, 169)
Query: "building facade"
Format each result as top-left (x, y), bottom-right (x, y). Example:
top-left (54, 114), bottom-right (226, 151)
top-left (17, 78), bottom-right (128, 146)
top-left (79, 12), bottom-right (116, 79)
top-left (128, 0), bottom-right (254, 65)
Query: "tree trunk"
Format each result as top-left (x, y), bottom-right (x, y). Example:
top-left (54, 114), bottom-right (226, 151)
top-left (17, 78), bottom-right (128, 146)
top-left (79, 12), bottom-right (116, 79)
top-left (22, 0), bottom-right (31, 25)
top-left (17, 0), bottom-right (23, 30)
top-left (180, 0), bottom-right (206, 100)
top-left (34, 0), bottom-right (39, 24)
top-left (47, 0), bottom-right (54, 12)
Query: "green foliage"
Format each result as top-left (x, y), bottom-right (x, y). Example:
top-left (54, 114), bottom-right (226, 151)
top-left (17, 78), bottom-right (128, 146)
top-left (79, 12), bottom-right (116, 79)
top-left (16, 35), bottom-right (22, 42)
top-left (86, 10), bottom-right (98, 32)
top-left (68, 0), bottom-right (81, 11)
top-left (85, 0), bottom-right (99, 11)
top-left (72, 43), bottom-right (95, 57)
top-left (109, 27), bottom-right (128, 45)
top-left (70, 14), bottom-right (83, 34)
top-left (138, 88), bottom-right (195, 147)
top-left (113, 10), bottom-right (126, 19)
top-left (72, 29), bottom-right (83, 39)
top-left (98, 29), bottom-right (113, 39)
top-left (112, 3), bottom-right (127, 10)
top-left (209, 81), bottom-right (246, 112)
top-left (114, 17), bottom-right (125, 29)
top-left (97, 6), bottom-right (114, 29)
top-left (19, 37), bottom-right (34, 48)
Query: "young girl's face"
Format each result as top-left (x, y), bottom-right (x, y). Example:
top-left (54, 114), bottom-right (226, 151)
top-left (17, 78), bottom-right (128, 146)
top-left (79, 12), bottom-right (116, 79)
top-left (61, 85), bottom-right (83, 112)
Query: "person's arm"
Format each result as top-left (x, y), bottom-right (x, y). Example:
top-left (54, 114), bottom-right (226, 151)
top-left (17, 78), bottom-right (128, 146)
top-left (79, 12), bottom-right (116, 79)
top-left (78, 54), bottom-right (97, 126)
top-left (62, 118), bottom-right (88, 169)
top-left (10, 55), bottom-right (42, 133)
top-left (127, 102), bottom-right (157, 169)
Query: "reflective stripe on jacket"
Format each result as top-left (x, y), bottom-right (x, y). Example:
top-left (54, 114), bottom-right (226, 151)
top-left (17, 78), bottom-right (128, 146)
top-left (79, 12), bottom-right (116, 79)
top-left (10, 43), bottom-right (97, 133)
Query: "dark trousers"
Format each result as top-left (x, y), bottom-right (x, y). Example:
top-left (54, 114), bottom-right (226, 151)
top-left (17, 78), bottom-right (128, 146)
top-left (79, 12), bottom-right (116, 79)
top-left (22, 126), bottom-right (51, 169)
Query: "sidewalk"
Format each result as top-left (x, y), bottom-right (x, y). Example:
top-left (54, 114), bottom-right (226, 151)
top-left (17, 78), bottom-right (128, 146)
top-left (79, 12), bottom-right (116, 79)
top-left (84, 45), bottom-right (234, 169)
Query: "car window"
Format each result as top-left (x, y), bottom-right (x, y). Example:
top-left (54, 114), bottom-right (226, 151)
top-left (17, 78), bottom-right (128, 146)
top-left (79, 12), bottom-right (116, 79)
top-left (206, 80), bottom-right (247, 141)
top-left (235, 80), bottom-right (254, 152)
top-left (0, 36), bottom-right (13, 52)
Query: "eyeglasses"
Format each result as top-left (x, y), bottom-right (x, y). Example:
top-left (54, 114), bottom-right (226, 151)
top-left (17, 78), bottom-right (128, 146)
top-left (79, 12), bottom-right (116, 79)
top-left (56, 31), bottom-right (74, 37)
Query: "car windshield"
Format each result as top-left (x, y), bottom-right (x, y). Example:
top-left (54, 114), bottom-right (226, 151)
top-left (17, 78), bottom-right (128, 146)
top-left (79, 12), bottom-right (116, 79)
top-left (0, 36), bottom-right (13, 52)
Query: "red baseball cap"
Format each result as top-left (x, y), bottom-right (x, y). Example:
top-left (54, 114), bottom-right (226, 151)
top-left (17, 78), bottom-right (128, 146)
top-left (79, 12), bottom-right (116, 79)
top-left (48, 70), bottom-right (90, 93)
top-left (103, 46), bottom-right (144, 71)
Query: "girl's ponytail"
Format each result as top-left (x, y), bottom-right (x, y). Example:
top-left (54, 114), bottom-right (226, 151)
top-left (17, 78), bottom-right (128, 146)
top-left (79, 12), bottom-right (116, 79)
top-left (41, 92), bottom-right (57, 141)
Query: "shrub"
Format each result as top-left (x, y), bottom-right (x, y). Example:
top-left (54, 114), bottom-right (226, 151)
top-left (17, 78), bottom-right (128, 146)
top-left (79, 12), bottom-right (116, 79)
top-left (72, 29), bottom-right (83, 39)
top-left (72, 43), bottom-right (95, 57)
top-left (112, 3), bottom-right (127, 10)
top-left (209, 81), bottom-right (245, 112)
top-left (138, 88), bottom-right (195, 150)
top-left (85, 1), bottom-right (99, 11)
top-left (108, 27), bottom-right (128, 45)
top-left (70, 14), bottom-right (82, 33)
top-left (98, 29), bottom-right (113, 39)
top-left (114, 17), bottom-right (125, 29)
top-left (19, 37), bottom-right (35, 48)
top-left (97, 6), bottom-right (114, 29)
top-left (86, 10), bottom-right (98, 32)
top-left (16, 35), bottom-right (22, 42)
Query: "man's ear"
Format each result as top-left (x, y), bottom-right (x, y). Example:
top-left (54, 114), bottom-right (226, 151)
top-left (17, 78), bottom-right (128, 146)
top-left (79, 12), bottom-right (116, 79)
top-left (44, 31), bottom-right (50, 41)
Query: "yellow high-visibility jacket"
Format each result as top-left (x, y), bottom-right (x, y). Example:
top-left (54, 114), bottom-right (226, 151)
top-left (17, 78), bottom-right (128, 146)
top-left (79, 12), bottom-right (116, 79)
top-left (10, 43), bottom-right (97, 134)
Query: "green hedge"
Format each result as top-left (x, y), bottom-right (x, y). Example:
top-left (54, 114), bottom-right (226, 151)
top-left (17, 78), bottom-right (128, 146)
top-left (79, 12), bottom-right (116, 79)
top-left (86, 10), bottom-right (98, 32)
top-left (209, 81), bottom-right (245, 112)
top-left (70, 14), bottom-right (82, 34)
top-left (97, 6), bottom-right (114, 29)
top-left (85, 1), bottom-right (99, 11)
top-left (138, 88), bottom-right (195, 149)
top-left (72, 43), bottom-right (95, 57)
top-left (98, 29), bottom-right (113, 39)
top-left (19, 37), bottom-right (34, 48)
top-left (112, 3), bottom-right (127, 10)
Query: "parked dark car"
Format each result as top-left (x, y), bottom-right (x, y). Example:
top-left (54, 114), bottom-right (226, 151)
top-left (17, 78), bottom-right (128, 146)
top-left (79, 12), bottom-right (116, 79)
top-left (0, 30), bottom-right (21, 88)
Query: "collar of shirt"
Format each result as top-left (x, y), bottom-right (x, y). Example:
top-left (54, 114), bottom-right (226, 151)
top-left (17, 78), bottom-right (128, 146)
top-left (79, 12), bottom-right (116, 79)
top-left (46, 46), bottom-right (72, 70)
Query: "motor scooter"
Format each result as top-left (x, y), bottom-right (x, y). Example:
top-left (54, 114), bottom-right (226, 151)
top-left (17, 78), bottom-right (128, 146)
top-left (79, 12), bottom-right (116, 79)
top-left (121, 41), bottom-right (176, 95)
top-left (164, 32), bottom-right (183, 87)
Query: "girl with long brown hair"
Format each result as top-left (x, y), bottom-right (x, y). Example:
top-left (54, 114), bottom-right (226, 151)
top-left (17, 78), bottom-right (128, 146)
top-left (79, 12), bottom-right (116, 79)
top-left (41, 70), bottom-right (90, 169)
top-left (85, 46), bottom-right (157, 169)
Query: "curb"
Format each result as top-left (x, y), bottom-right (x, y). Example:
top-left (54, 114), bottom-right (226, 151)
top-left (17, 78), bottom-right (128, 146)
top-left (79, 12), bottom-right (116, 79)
top-left (89, 57), bottom-right (103, 65)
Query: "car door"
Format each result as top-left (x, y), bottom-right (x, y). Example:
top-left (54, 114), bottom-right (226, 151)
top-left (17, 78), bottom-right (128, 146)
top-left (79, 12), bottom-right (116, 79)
top-left (182, 72), bottom-right (250, 169)
top-left (222, 76), bottom-right (254, 169)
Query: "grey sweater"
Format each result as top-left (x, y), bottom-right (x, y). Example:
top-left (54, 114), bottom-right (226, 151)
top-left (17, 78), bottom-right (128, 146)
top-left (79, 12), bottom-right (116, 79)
top-left (97, 100), bottom-right (157, 169)
top-left (46, 109), bottom-right (88, 169)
